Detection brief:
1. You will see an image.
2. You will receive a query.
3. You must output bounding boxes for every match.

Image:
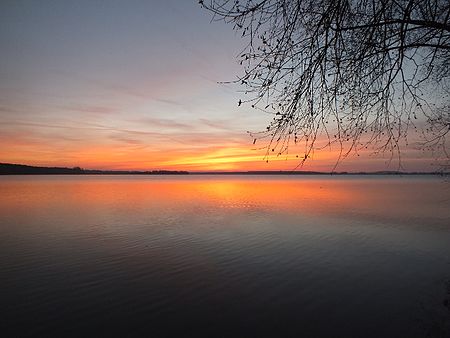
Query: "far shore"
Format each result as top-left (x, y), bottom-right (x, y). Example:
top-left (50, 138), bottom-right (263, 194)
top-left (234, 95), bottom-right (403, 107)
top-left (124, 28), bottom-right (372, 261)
top-left (0, 163), bottom-right (444, 176)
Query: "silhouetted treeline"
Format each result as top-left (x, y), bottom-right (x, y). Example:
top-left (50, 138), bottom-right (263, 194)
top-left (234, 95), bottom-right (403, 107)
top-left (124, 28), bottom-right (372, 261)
top-left (0, 163), bottom-right (442, 175)
top-left (0, 163), bottom-right (189, 175)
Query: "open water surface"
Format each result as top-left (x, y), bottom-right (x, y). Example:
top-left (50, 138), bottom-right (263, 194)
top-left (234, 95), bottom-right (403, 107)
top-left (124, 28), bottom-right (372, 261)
top-left (0, 175), bottom-right (449, 337)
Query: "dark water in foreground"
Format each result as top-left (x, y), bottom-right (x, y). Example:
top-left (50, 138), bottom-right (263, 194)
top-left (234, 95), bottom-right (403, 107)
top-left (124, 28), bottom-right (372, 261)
top-left (0, 175), bottom-right (449, 337)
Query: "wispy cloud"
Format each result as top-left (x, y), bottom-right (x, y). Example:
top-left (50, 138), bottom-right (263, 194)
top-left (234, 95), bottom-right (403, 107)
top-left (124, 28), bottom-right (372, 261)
top-left (63, 104), bottom-right (120, 115)
top-left (108, 134), bottom-right (144, 145)
top-left (132, 117), bottom-right (192, 130)
top-left (198, 118), bottom-right (239, 131)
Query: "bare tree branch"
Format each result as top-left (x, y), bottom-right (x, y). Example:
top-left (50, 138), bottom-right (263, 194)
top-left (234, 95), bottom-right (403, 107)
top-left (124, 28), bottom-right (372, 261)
top-left (201, 0), bottom-right (450, 171)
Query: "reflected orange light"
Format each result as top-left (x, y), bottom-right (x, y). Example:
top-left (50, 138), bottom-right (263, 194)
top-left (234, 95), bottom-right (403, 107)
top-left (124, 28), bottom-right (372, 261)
top-left (2, 176), bottom-right (444, 225)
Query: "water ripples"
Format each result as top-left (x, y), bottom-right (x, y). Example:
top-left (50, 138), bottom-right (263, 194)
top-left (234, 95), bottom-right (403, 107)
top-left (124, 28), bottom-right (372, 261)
top-left (1, 175), bottom-right (449, 337)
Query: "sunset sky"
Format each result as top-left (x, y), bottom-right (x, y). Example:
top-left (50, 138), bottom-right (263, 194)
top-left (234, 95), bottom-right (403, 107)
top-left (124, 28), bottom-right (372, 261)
top-left (0, 0), bottom-right (439, 172)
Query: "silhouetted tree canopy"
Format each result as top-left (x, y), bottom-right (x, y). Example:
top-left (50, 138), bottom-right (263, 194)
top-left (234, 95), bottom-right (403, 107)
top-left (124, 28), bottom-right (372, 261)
top-left (201, 0), bottom-right (450, 169)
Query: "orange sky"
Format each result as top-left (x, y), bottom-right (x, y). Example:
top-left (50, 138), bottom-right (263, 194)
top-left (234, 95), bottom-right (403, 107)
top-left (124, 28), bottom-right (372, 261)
top-left (0, 122), bottom-right (437, 172)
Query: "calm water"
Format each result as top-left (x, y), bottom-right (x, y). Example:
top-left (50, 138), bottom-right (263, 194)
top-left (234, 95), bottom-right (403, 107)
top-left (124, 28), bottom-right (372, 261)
top-left (0, 175), bottom-right (449, 337)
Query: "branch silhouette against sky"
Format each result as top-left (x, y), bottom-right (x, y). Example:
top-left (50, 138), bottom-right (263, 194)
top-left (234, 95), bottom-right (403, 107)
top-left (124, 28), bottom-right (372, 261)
top-left (201, 0), bottom-right (450, 171)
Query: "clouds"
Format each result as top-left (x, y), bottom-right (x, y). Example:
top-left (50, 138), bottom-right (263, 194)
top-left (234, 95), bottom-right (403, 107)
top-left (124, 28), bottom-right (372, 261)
top-left (0, 1), bottom-right (439, 172)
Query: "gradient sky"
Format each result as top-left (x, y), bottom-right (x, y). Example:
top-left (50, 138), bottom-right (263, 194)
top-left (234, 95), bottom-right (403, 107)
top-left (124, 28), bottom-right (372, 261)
top-left (0, 0), bottom-right (439, 172)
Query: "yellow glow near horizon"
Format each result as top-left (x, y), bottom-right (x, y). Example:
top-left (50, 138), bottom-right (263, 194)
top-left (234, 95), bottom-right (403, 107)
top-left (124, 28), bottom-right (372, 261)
top-left (0, 127), bottom-right (433, 172)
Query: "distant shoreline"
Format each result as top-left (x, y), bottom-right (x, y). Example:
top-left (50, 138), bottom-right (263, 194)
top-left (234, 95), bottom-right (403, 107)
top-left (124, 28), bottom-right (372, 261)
top-left (0, 163), bottom-right (188, 175)
top-left (0, 163), bottom-right (444, 176)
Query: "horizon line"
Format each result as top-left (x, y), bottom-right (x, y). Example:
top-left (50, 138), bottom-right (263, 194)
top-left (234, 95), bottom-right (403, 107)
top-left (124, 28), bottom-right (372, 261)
top-left (0, 162), bottom-right (444, 175)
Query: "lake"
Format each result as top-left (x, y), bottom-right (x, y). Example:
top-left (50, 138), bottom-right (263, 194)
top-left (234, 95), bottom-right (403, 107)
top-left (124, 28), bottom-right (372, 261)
top-left (0, 175), bottom-right (449, 337)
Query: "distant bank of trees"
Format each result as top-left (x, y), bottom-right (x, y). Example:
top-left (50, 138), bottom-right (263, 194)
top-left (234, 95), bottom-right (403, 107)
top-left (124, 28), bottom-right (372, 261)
top-left (0, 163), bottom-right (189, 175)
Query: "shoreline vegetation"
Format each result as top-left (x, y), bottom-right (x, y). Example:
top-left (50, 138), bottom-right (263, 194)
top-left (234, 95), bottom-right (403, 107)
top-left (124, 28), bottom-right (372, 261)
top-left (0, 163), bottom-right (443, 176)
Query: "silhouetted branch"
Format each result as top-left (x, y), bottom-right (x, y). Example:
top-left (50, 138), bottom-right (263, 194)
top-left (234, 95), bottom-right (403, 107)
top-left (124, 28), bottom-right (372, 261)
top-left (201, 0), bottom-right (450, 170)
